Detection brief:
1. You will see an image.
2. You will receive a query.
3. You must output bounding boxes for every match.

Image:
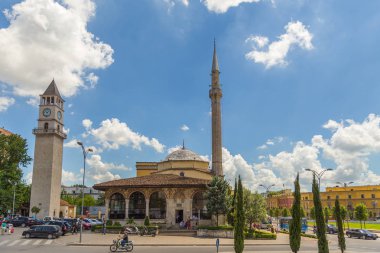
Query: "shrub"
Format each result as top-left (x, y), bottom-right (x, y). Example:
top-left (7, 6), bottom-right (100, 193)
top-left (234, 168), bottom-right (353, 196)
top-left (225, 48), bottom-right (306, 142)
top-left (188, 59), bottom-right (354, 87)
top-left (106, 220), bottom-right (113, 226)
top-left (113, 221), bottom-right (122, 227)
top-left (144, 216), bottom-right (150, 226)
top-left (197, 225), bottom-right (234, 231)
top-left (127, 217), bottom-right (136, 225)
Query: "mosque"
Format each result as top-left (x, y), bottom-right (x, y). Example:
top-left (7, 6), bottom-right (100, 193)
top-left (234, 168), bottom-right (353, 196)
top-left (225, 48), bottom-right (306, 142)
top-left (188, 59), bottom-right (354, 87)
top-left (93, 44), bottom-right (224, 227)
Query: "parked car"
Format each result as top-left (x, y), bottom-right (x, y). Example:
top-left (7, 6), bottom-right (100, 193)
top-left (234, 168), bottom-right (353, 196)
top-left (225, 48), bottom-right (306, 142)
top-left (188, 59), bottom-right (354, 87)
top-left (81, 219), bottom-right (92, 230)
top-left (44, 220), bottom-right (68, 235)
top-left (22, 225), bottom-right (60, 239)
top-left (28, 218), bottom-right (44, 226)
top-left (83, 218), bottom-right (97, 226)
top-left (9, 216), bottom-right (32, 227)
top-left (326, 224), bottom-right (338, 234)
top-left (90, 219), bottom-right (102, 225)
top-left (346, 229), bottom-right (378, 240)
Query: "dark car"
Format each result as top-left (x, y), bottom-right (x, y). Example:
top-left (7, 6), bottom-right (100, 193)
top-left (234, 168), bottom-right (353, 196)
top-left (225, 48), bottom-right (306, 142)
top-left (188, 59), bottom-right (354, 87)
top-left (22, 225), bottom-right (60, 239)
top-left (326, 224), bottom-right (338, 234)
top-left (44, 220), bottom-right (68, 235)
top-left (346, 229), bottom-right (378, 240)
top-left (10, 216), bottom-right (32, 227)
top-left (28, 218), bottom-right (44, 226)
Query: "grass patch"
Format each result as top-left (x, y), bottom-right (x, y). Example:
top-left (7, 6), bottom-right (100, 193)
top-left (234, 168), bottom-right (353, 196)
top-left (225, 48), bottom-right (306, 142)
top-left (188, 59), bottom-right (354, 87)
top-left (328, 222), bottom-right (380, 230)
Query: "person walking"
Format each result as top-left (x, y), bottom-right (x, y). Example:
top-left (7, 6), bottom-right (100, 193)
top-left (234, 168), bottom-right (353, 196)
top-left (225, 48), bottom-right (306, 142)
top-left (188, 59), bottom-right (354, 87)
top-left (102, 217), bottom-right (106, 235)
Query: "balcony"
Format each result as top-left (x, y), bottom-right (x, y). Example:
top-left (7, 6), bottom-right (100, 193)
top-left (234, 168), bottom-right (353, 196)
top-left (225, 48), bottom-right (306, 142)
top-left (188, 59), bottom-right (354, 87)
top-left (33, 128), bottom-right (67, 139)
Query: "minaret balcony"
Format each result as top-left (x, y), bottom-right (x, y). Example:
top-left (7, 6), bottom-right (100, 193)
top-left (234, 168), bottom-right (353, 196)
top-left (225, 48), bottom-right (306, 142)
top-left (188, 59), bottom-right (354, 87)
top-left (33, 128), bottom-right (67, 139)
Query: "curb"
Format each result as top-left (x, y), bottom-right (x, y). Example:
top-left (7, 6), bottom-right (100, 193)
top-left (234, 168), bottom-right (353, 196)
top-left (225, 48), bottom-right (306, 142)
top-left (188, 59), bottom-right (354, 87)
top-left (67, 243), bottom-right (290, 247)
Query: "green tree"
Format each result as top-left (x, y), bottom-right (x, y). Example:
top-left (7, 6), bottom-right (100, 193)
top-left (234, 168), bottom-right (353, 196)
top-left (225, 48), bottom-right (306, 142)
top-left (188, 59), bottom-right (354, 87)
top-left (282, 207), bottom-right (290, 217)
top-left (269, 208), bottom-right (275, 217)
top-left (275, 207), bottom-right (281, 218)
top-left (227, 179), bottom-right (237, 226)
top-left (354, 203), bottom-right (368, 229)
top-left (310, 206), bottom-right (315, 219)
top-left (0, 134), bottom-right (32, 216)
top-left (31, 206), bottom-right (40, 217)
top-left (289, 173), bottom-right (301, 253)
top-left (334, 199), bottom-right (346, 253)
top-left (324, 207), bottom-right (331, 224)
top-left (234, 175), bottom-right (244, 253)
top-left (244, 189), bottom-right (266, 230)
top-left (340, 206), bottom-right (348, 230)
top-left (95, 193), bottom-right (105, 206)
top-left (300, 207), bottom-right (305, 218)
top-left (312, 175), bottom-right (329, 253)
top-left (205, 176), bottom-right (230, 226)
top-left (144, 216), bottom-right (150, 226)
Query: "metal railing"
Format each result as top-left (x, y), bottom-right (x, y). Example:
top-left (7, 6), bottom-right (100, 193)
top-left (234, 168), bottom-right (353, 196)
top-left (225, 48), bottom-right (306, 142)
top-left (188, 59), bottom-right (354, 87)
top-left (33, 128), bottom-right (67, 139)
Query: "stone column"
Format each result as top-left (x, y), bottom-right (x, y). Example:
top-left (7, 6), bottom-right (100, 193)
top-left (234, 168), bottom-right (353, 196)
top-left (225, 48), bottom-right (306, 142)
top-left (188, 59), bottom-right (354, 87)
top-left (145, 199), bottom-right (149, 218)
top-left (105, 198), bottom-right (110, 219)
top-left (166, 199), bottom-right (175, 226)
top-left (125, 199), bottom-right (129, 219)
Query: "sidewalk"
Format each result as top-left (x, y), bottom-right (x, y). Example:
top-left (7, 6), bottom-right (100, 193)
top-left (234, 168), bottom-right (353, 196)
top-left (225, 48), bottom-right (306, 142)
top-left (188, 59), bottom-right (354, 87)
top-left (64, 232), bottom-right (299, 246)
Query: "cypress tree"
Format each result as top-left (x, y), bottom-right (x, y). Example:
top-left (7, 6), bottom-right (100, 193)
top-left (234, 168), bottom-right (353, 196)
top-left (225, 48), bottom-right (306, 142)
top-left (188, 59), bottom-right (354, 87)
top-left (334, 199), bottom-right (346, 253)
top-left (289, 173), bottom-right (301, 253)
top-left (312, 174), bottom-right (329, 253)
top-left (228, 178), bottom-right (237, 226)
top-left (234, 175), bottom-right (245, 253)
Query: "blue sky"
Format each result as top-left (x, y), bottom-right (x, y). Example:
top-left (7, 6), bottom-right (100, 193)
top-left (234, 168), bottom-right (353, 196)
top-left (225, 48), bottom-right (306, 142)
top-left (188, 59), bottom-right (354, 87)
top-left (1, 0), bottom-right (380, 191)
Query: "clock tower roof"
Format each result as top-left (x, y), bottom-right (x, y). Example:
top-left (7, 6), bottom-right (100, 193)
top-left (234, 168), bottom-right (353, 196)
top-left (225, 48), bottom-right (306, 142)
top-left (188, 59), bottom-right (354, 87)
top-left (43, 79), bottom-right (63, 100)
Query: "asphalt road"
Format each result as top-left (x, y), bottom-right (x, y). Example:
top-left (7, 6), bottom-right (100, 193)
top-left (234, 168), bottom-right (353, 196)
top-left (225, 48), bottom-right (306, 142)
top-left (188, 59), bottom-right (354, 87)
top-left (1, 227), bottom-right (379, 253)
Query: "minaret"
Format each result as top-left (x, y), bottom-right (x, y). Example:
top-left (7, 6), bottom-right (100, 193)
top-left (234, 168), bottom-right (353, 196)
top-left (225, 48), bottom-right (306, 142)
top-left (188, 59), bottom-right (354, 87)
top-left (30, 80), bottom-right (67, 218)
top-left (209, 41), bottom-right (223, 176)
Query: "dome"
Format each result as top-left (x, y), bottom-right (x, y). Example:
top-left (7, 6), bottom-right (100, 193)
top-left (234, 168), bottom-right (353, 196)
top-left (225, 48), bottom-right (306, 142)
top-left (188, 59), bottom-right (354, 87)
top-left (165, 148), bottom-right (204, 161)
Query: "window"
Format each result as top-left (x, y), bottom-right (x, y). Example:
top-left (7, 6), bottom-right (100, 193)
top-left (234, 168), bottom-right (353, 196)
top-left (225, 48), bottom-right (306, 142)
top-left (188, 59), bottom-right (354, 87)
top-left (372, 194), bottom-right (376, 199)
top-left (109, 193), bottom-right (126, 219)
top-left (179, 172), bottom-right (185, 177)
top-left (350, 189), bottom-right (354, 191)
top-left (305, 197), bottom-right (308, 200)
top-left (128, 192), bottom-right (145, 219)
top-left (336, 195), bottom-right (339, 199)
top-left (327, 196), bottom-right (331, 200)
top-left (361, 194), bottom-right (365, 199)
top-left (149, 191), bottom-right (166, 219)
top-left (192, 192), bottom-right (211, 220)
top-left (348, 195), bottom-right (352, 199)
top-left (44, 123), bottom-right (48, 130)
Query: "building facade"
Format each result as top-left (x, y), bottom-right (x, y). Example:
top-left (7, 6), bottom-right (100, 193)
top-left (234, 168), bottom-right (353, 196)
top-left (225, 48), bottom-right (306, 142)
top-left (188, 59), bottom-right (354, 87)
top-left (0, 128), bottom-right (12, 136)
top-left (93, 44), bottom-right (225, 227)
top-left (301, 185), bottom-right (380, 218)
top-left (61, 186), bottom-right (103, 200)
top-left (30, 80), bottom-right (67, 219)
top-left (266, 185), bottom-right (380, 218)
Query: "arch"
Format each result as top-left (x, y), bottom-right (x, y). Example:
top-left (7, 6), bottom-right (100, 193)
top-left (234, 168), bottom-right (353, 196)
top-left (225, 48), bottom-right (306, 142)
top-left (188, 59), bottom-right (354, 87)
top-left (149, 191), bottom-right (166, 219)
top-left (192, 191), bottom-right (211, 220)
top-left (109, 193), bottom-right (125, 219)
top-left (128, 191), bottom-right (146, 219)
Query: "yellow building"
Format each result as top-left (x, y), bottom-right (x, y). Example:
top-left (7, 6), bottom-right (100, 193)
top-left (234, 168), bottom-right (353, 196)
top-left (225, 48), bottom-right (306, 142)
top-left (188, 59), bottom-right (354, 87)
top-left (266, 189), bottom-right (294, 210)
top-left (301, 185), bottom-right (380, 218)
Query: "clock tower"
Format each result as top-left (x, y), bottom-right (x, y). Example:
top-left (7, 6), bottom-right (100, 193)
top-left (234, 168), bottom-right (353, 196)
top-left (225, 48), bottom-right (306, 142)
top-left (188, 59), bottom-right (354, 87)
top-left (30, 80), bottom-right (67, 218)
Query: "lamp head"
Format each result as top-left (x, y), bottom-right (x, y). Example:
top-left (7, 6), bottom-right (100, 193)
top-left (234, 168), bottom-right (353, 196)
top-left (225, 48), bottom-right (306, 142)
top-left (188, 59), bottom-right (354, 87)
top-left (305, 168), bottom-right (311, 171)
top-left (349, 181), bottom-right (354, 184)
top-left (87, 148), bottom-right (93, 152)
top-left (326, 168), bottom-right (333, 171)
top-left (77, 141), bottom-right (83, 146)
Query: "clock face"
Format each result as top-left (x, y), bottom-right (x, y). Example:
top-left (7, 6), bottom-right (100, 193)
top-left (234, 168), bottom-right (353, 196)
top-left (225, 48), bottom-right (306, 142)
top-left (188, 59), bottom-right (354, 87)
top-left (43, 108), bottom-right (51, 117)
top-left (57, 111), bottom-right (62, 120)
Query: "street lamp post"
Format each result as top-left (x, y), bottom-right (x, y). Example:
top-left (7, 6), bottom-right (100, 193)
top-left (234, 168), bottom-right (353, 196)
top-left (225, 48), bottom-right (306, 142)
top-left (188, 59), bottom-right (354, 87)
top-left (77, 141), bottom-right (93, 244)
top-left (305, 168), bottom-right (333, 191)
top-left (259, 184), bottom-right (275, 199)
top-left (336, 181), bottom-right (354, 229)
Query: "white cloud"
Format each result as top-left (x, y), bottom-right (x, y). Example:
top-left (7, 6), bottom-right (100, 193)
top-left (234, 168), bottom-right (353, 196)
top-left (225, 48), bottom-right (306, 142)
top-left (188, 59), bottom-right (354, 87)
top-left (62, 169), bottom-right (80, 185)
top-left (86, 154), bottom-right (129, 183)
top-left (245, 21), bottom-right (313, 68)
top-left (64, 138), bottom-right (80, 148)
top-left (0, 0), bottom-right (113, 98)
top-left (167, 145), bottom-right (182, 154)
top-left (85, 118), bottom-right (165, 153)
top-left (26, 97), bottom-right (39, 107)
top-left (82, 119), bottom-right (93, 130)
top-left (0, 96), bottom-right (15, 112)
top-left (257, 144), bottom-right (267, 150)
top-left (202, 0), bottom-right (260, 13)
top-left (180, 124), bottom-right (189, 131)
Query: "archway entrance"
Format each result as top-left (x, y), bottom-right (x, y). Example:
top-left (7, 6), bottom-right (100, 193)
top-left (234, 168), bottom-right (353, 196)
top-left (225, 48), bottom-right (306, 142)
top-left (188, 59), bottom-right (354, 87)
top-left (128, 191), bottom-right (146, 219)
top-left (149, 191), bottom-right (166, 219)
top-left (109, 193), bottom-right (125, 219)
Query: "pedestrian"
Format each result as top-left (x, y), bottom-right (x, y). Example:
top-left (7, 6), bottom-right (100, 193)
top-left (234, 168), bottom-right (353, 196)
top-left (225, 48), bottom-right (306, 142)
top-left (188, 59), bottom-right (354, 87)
top-left (1, 221), bottom-right (6, 235)
top-left (102, 217), bottom-right (106, 235)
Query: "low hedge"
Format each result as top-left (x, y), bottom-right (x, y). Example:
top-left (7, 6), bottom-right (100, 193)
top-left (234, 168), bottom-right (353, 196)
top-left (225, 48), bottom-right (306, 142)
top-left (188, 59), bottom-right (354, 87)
top-left (91, 224), bottom-right (159, 232)
top-left (245, 230), bottom-right (277, 239)
top-left (279, 230), bottom-right (317, 239)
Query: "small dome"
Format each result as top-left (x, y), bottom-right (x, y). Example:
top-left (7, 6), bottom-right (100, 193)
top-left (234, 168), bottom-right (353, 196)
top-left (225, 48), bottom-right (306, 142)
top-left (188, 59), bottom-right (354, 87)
top-left (165, 148), bottom-right (204, 161)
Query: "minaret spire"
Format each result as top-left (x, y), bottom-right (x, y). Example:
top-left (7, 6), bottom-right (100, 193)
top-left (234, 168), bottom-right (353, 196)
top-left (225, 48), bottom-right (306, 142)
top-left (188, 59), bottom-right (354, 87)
top-left (209, 40), bottom-right (223, 176)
